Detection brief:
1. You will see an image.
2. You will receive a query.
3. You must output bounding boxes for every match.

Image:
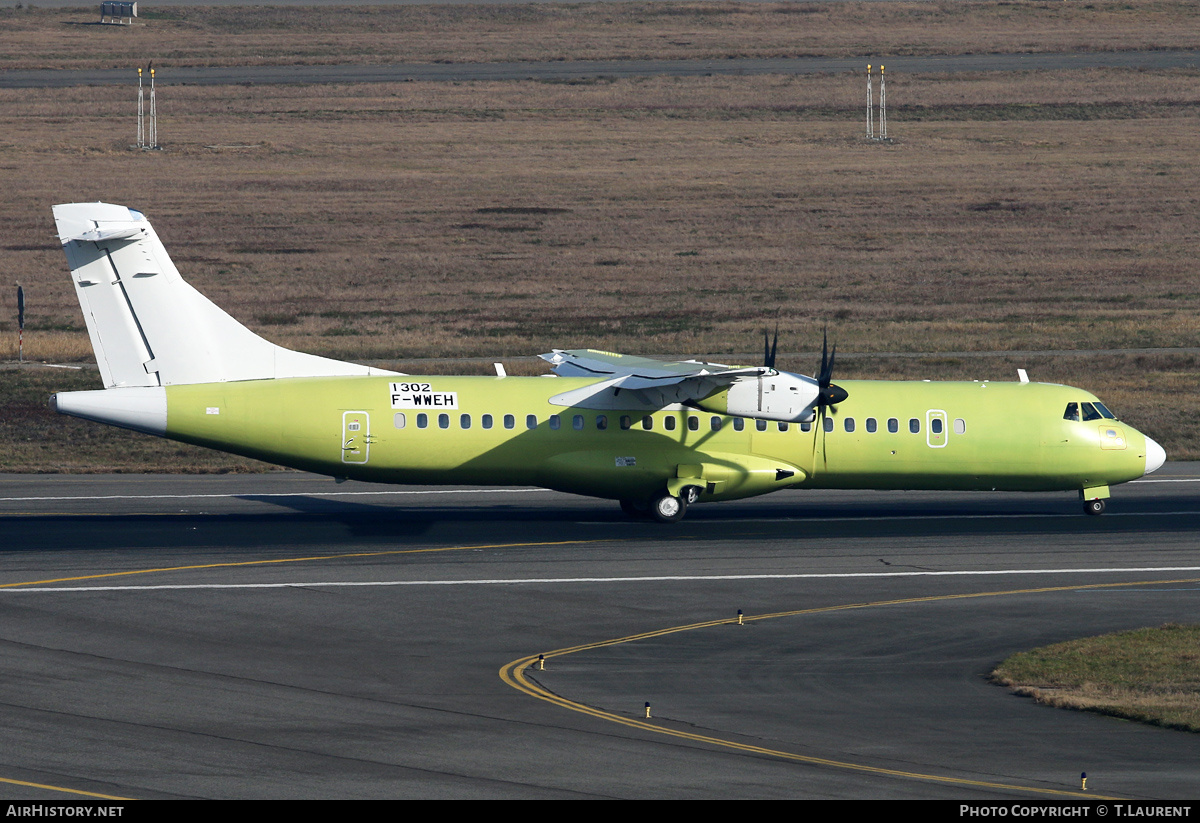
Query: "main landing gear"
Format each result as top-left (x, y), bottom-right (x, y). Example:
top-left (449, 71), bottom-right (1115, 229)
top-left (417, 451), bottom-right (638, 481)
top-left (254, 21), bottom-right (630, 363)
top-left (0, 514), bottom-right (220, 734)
top-left (621, 486), bottom-right (702, 524)
top-left (1084, 498), bottom-right (1106, 516)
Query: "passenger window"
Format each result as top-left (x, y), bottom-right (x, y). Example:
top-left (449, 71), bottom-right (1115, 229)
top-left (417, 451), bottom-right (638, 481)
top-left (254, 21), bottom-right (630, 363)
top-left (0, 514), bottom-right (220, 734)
top-left (1081, 402), bottom-right (1103, 422)
top-left (526, 414), bottom-right (537, 430)
top-left (711, 417), bottom-right (722, 432)
top-left (439, 413), bottom-right (450, 429)
top-left (688, 416), bottom-right (699, 431)
top-left (844, 418), bottom-right (855, 433)
top-left (954, 418), bottom-right (966, 435)
top-left (573, 414), bottom-right (584, 430)
top-left (801, 420), bottom-right (812, 432)
top-left (1063, 402), bottom-right (1080, 422)
top-left (596, 415), bottom-right (607, 430)
top-left (504, 414), bottom-right (515, 429)
top-left (481, 414), bottom-right (492, 429)
top-left (394, 413), bottom-right (406, 429)
top-left (866, 417), bottom-right (877, 433)
top-left (460, 413), bottom-right (471, 429)
top-left (931, 417), bottom-right (943, 434)
top-left (642, 416), bottom-right (654, 430)
top-left (887, 418), bottom-right (899, 433)
top-left (417, 413), bottom-right (428, 429)
top-left (909, 418), bottom-right (920, 433)
top-left (823, 417), bottom-right (834, 433)
top-left (756, 419), bottom-right (768, 432)
top-left (733, 418), bottom-right (745, 432)
top-left (549, 415), bottom-right (561, 430)
top-left (620, 415), bottom-right (632, 430)
top-left (665, 417), bottom-right (677, 431)
top-left (778, 421), bottom-right (789, 432)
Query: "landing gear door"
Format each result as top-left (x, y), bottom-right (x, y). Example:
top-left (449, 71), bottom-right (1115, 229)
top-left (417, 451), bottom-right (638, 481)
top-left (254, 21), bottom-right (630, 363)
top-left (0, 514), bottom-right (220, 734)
top-left (342, 411), bottom-right (370, 464)
top-left (926, 409), bottom-right (947, 448)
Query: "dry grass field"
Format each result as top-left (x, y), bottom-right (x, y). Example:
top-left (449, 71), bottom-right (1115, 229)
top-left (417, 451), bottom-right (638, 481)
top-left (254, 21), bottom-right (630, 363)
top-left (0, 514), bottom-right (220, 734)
top-left (2, 1), bottom-right (1198, 70)
top-left (994, 624), bottom-right (1200, 733)
top-left (1, 2), bottom-right (1198, 469)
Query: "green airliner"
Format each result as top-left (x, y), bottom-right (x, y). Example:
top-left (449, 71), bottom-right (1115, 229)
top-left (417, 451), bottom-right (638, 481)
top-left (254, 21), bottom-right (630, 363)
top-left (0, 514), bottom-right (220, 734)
top-left (51, 203), bottom-right (1165, 523)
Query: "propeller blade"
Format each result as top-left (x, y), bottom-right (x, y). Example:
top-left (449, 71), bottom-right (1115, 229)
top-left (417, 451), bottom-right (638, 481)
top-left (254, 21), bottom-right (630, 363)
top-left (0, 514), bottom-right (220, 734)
top-left (763, 324), bottom-right (778, 370)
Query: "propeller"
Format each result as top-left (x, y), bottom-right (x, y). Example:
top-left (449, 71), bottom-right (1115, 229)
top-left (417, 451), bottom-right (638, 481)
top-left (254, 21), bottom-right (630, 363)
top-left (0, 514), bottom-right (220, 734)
top-left (812, 328), bottom-right (849, 466)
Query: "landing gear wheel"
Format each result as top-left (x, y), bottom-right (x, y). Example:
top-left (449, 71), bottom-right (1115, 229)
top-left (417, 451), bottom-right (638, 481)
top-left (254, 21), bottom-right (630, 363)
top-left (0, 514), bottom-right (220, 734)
top-left (650, 492), bottom-right (687, 524)
top-left (1084, 498), bottom-right (1106, 516)
top-left (619, 498), bottom-right (651, 519)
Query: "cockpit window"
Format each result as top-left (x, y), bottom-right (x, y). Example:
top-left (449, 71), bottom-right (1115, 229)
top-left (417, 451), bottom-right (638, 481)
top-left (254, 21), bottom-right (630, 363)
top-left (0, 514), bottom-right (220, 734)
top-left (1092, 401), bottom-right (1117, 420)
top-left (1063, 402), bottom-right (1080, 422)
top-left (1081, 402), bottom-right (1104, 421)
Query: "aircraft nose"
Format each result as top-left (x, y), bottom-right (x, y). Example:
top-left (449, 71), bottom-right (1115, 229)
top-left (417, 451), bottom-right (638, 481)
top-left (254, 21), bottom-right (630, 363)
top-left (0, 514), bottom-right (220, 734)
top-left (1144, 436), bottom-right (1166, 475)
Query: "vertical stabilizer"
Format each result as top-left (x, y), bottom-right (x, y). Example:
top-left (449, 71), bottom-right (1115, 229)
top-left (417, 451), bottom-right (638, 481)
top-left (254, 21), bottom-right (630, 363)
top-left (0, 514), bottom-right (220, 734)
top-left (53, 203), bottom-right (395, 387)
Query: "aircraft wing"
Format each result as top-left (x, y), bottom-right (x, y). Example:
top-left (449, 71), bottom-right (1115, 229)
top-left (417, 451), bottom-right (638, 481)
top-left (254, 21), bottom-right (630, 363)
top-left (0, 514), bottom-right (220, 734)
top-left (539, 349), bottom-right (768, 410)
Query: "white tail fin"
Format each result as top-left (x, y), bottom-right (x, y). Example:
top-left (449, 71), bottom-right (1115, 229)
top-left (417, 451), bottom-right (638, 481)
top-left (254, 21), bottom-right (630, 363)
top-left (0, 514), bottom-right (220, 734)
top-left (54, 203), bottom-right (394, 387)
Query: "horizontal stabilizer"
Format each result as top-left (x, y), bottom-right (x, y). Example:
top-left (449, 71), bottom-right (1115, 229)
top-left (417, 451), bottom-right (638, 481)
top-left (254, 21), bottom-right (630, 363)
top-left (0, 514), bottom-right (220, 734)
top-left (53, 203), bottom-right (397, 388)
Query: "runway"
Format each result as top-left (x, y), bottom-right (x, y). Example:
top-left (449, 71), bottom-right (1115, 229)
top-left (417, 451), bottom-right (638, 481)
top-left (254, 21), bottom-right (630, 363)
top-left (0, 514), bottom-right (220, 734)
top-left (1, 466), bottom-right (1198, 799)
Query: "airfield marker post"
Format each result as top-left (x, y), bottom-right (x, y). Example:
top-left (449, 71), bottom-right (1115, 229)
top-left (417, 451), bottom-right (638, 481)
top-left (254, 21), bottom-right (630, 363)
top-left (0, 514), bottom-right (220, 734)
top-left (880, 65), bottom-right (888, 140)
top-left (17, 284), bottom-right (24, 363)
top-left (136, 67), bottom-right (144, 148)
top-left (866, 64), bottom-right (874, 139)
top-left (149, 66), bottom-right (158, 149)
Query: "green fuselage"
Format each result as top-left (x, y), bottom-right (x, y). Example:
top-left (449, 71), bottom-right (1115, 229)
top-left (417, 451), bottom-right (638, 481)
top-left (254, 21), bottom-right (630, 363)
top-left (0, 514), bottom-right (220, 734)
top-left (163, 375), bottom-right (1150, 505)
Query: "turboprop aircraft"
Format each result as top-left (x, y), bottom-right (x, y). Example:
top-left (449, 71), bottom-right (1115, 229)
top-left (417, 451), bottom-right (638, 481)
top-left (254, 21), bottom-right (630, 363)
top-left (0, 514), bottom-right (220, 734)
top-left (50, 202), bottom-right (1166, 523)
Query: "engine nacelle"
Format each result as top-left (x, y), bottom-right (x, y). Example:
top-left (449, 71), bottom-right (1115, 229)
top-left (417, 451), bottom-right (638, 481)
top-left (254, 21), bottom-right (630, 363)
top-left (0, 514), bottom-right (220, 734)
top-left (696, 371), bottom-right (820, 422)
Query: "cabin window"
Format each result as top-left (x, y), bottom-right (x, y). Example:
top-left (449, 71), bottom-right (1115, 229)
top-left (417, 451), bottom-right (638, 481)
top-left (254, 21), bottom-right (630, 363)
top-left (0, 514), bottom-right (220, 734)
top-left (909, 418), bottom-right (920, 433)
top-left (733, 418), bottom-right (745, 431)
top-left (526, 414), bottom-right (537, 430)
top-left (866, 417), bottom-right (877, 433)
top-left (417, 413), bottom-right (428, 429)
top-left (620, 415), bottom-right (632, 430)
top-left (711, 417), bottom-right (722, 432)
top-left (504, 414), bottom-right (515, 429)
top-left (665, 417), bottom-right (677, 431)
top-left (931, 417), bottom-right (943, 435)
top-left (887, 418), bottom-right (899, 433)
top-left (642, 416), bottom-right (654, 430)
top-left (823, 417), bottom-right (834, 433)
top-left (756, 419), bottom-right (768, 432)
top-left (1063, 402), bottom-right (1080, 422)
top-left (573, 414), bottom-right (584, 430)
top-left (549, 415), bottom-right (561, 430)
top-left (439, 413), bottom-right (450, 429)
top-left (394, 413), bottom-right (406, 429)
top-left (778, 421), bottom-right (789, 432)
top-left (844, 418), bottom-right (855, 433)
top-left (954, 418), bottom-right (966, 435)
top-left (688, 416), bottom-right (699, 432)
top-left (482, 414), bottom-right (493, 430)
top-left (801, 420), bottom-right (812, 432)
top-left (460, 414), bottom-right (471, 429)
top-left (596, 415), bottom-right (608, 430)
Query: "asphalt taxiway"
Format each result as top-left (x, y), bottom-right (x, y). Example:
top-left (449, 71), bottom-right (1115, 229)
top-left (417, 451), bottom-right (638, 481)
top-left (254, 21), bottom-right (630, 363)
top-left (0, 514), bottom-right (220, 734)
top-left (1, 466), bottom-right (1198, 799)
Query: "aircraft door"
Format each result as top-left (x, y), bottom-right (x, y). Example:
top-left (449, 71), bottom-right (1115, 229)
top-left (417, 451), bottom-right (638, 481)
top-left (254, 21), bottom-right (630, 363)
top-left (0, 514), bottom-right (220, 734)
top-left (926, 409), bottom-right (947, 448)
top-left (342, 410), bottom-right (370, 464)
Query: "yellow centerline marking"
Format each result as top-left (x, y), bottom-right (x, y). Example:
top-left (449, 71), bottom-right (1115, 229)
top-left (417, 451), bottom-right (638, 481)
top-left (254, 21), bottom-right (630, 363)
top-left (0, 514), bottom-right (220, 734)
top-left (0, 776), bottom-right (130, 800)
top-left (502, 576), bottom-right (1200, 798)
top-left (0, 540), bottom-right (603, 589)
